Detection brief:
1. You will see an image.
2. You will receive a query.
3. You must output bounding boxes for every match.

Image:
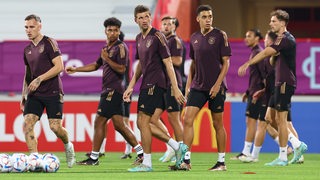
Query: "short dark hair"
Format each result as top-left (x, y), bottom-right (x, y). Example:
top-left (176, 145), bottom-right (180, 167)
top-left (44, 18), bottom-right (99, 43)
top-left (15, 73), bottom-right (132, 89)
top-left (270, 9), bottom-right (289, 25)
top-left (267, 30), bottom-right (278, 42)
top-left (119, 31), bottom-right (125, 41)
top-left (173, 18), bottom-right (179, 29)
top-left (25, 14), bottom-right (41, 23)
top-left (134, 5), bottom-right (150, 18)
top-left (249, 28), bottom-right (263, 40)
top-left (103, 17), bottom-right (121, 28)
top-left (161, 16), bottom-right (173, 22)
top-left (196, 5), bottom-right (213, 16)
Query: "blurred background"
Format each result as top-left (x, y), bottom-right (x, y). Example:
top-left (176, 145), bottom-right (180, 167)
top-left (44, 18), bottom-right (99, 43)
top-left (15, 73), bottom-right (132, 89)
top-left (0, 0), bottom-right (319, 153)
top-left (1, 0), bottom-right (320, 41)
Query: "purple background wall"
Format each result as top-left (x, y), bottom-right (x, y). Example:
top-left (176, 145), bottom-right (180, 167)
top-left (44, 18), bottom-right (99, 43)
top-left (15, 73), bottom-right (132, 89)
top-left (1, 40), bottom-right (319, 94)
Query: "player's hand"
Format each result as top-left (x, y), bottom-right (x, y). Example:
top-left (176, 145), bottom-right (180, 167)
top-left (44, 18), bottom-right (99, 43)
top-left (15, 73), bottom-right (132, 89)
top-left (20, 98), bottom-right (25, 112)
top-left (184, 88), bottom-right (190, 101)
top-left (238, 62), bottom-right (249, 76)
top-left (242, 93), bottom-right (248, 102)
top-left (65, 66), bottom-right (76, 74)
top-left (101, 48), bottom-right (109, 61)
top-left (123, 88), bottom-right (133, 102)
top-left (28, 77), bottom-right (41, 92)
top-left (173, 87), bottom-right (185, 105)
top-left (209, 84), bottom-right (220, 99)
top-left (253, 89), bottom-right (265, 101)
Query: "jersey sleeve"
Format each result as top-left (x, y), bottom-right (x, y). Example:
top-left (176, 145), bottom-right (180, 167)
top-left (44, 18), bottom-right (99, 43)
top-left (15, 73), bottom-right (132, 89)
top-left (117, 43), bottom-right (128, 66)
top-left (170, 37), bottom-right (183, 57)
top-left (155, 31), bottom-right (171, 60)
top-left (270, 34), bottom-right (287, 53)
top-left (46, 38), bottom-right (62, 61)
top-left (219, 30), bottom-right (232, 57)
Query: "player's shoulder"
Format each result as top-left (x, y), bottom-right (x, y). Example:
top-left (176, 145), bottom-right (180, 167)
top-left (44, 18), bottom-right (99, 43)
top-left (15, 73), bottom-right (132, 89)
top-left (44, 36), bottom-right (57, 44)
top-left (153, 28), bottom-right (167, 46)
top-left (117, 40), bottom-right (128, 49)
top-left (116, 40), bottom-right (128, 58)
top-left (191, 31), bottom-right (200, 37)
top-left (24, 43), bottom-right (32, 52)
top-left (154, 29), bottom-right (165, 39)
top-left (44, 36), bottom-right (60, 51)
top-left (212, 28), bottom-right (228, 37)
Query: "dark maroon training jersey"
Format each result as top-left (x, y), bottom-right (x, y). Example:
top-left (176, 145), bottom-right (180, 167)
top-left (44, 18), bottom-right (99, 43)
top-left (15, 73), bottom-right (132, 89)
top-left (23, 36), bottom-right (63, 96)
top-left (167, 34), bottom-right (183, 88)
top-left (135, 28), bottom-right (171, 90)
top-left (96, 40), bottom-right (129, 95)
top-left (189, 28), bottom-right (231, 91)
top-left (247, 45), bottom-right (266, 96)
top-left (270, 31), bottom-right (296, 87)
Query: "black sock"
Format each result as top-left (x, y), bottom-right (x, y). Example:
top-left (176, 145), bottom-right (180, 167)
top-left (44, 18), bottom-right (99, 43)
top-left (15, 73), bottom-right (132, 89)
top-left (184, 159), bottom-right (190, 164)
top-left (138, 153), bottom-right (143, 158)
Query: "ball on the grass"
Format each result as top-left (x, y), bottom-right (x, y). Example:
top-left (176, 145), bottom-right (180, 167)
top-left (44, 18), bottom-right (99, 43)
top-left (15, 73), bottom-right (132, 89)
top-left (0, 153), bottom-right (13, 173)
top-left (27, 153), bottom-right (43, 172)
top-left (42, 153), bottom-right (60, 173)
top-left (11, 153), bottom-right (28, 173)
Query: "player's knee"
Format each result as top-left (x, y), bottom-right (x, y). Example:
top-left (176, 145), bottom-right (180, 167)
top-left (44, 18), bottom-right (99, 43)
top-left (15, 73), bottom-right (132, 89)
top-left (183, 118), bottom-right (194, 128)
top-left (49, 124), bottom-right (61, 134)
top-left (113, 123), bottom-right (123, 132)
top-left (23, 116), bottom-right (37, 133)
top-left (94, 115), bottom-right (107, 127)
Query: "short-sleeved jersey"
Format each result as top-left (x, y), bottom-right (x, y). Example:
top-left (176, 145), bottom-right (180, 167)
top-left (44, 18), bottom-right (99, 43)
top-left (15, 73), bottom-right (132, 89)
top-left (270, 31), bottom-right (296, 87)
top-left (135, 28), bottom-right (171, 90)
top-left (166, 34), bottom-right (183, 88)
top-left (189, 28), bottom-right (231, 91)
top-left (247, 45), bottom-right (266, 96)
top-left (23, 36), bottom-right (63, 96)
top-left (96, 40), bottom-right (129, 95)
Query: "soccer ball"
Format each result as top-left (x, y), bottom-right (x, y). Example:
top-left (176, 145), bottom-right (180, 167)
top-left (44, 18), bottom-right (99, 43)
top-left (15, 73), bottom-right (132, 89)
top-left (0, 153), bottom-right (13, 173)
top-left (27, 153), bottom-right (43, 172)
top-left (42, 153), bottom-right (60, 173)
top-left (11, 153), bottom-right (28, 173)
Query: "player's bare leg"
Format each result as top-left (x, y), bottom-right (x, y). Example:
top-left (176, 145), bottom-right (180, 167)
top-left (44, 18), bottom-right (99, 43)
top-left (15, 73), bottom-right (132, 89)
top-left (231, 116), bottom-right (257, 160)
top-left (112, 114), bottom-right (144, 164)
top-left (265, 111), bottom-right (289, 166)
top-left (241, 120), bottom-right (268, 163)
top-left (120, 116), bottom-right (133, 159)
top-left (287, 122), bottom-right (307, 164)
top-left (161, 111), bottom-right (183, 163)
top-left (128, 112), bottom-right (153, 172)
top-left (208, 112), bottom-right (227, 171)
top-left (137, 112), bottom-right (152, 167)
top-left (174, 106), bottom-right (199, 170)
top-left (183, 106), bottom-right (200, 147)
top-left (150, 108), bottom-right (175, 162)
top-left (78, 115), bottom-right (107, 166)
top-left (49, 119), bottom-right (75, 168)
top-left (243, 117), bottom-right (256, 155)
top-left (23, 114), bottom-right (39, 153)
top-left (167, 111), bottom-right (183, 142)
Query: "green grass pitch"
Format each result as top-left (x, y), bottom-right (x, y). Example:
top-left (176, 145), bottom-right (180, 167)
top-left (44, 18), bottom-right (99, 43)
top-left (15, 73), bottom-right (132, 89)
top-left (1, 152), bottom-right (319, 179)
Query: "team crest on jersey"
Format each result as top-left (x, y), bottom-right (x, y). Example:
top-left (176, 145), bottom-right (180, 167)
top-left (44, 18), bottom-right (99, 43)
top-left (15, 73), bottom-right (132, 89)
top-left (146, 39), bottom-right (152, 48)
top-left (108, 49), bottom-right (114, 58)
top-left (208, 36), bottom-right (215, 45)
top-left (39, 44), bottom-right (44, 53)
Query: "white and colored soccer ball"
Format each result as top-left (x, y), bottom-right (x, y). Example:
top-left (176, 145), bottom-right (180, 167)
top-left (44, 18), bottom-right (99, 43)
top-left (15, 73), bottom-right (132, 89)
top-left (42, 153), bottom-right (60, 173)
top-left (11, 153), bottom-right (28, 173)
top-left (0, 153), bottom-right (13, 173)
top-left (27, 153), bottom-right (43, 172)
